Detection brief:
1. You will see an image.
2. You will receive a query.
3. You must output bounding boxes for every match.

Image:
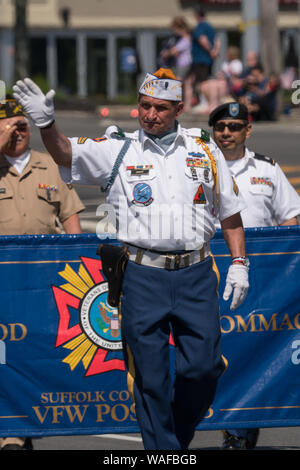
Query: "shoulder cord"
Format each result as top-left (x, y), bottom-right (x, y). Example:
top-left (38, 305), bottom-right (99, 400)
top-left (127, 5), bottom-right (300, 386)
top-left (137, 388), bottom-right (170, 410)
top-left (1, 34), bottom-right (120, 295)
top-left (101, 138), bottom-right (131, 193)
top-left (196, 137), bottom-right (219, 207)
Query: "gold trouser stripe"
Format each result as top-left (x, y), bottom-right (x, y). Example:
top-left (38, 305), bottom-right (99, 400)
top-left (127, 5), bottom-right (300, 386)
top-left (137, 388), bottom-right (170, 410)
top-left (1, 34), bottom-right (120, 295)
top-left (211, 254), bottom-right (228, 375)
top-left (126, 344), bottom-right (136, 404)
top-left (211, 253), bottom-right (220, 288)
top-left (221, 354), bottom-right (228, 375)
top-left (119, 296), bottom-right (136, 406)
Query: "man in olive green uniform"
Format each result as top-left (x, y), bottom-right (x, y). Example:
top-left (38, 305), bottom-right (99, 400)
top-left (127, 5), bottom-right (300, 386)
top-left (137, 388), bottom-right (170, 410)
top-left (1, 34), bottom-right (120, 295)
top-left (0, 98), bottom-right (85, 449)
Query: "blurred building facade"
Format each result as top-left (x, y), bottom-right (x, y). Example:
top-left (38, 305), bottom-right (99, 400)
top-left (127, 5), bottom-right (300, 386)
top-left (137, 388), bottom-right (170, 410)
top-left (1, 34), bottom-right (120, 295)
top-left (0, 0), bottom-right (299, 99)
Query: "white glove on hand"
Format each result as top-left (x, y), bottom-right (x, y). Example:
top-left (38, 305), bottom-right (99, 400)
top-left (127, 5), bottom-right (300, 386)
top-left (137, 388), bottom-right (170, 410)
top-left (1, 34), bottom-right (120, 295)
top-left (12, 78), bottom-right (55, 128)
top-left (223, 263), bottom-right (249, 310)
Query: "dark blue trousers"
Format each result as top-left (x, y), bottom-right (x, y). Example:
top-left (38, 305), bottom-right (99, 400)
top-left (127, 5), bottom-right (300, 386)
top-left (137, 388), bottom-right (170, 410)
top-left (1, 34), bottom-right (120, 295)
top-left (121, 255), bottom-right (225, 450)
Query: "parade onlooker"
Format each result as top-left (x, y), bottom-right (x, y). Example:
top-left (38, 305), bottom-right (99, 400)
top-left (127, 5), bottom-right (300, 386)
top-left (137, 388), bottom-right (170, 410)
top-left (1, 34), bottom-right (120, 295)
top-left (194, 46), bottom-right (244, 114)
top-left (239, 66), bottom-right (280, 121)
top-left (221, 46), bottom-right (243, 79)
top-left (184, 7), bottom-right (218, 112)
top-left (159, 17), bottom-right (192, 81)
top-left (230, 50), bottom-right (261, 98)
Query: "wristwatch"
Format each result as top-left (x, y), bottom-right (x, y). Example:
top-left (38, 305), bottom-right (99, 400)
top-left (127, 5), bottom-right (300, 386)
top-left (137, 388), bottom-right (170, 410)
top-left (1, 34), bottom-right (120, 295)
top-left (232, 256), bottom-right (250, 267)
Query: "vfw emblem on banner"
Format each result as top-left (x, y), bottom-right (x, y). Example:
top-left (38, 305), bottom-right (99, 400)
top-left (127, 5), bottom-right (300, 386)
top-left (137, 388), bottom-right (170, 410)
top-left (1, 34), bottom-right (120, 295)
top-left (52, 257), bottom-right (125, 376)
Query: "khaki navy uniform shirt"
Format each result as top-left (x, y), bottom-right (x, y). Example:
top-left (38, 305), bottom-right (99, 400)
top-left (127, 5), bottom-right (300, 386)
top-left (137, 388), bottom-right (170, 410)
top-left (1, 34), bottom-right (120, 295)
top-left (60, 125), bottom-right (245, 251)
top-left (0, 150), bottom-right (85, 235)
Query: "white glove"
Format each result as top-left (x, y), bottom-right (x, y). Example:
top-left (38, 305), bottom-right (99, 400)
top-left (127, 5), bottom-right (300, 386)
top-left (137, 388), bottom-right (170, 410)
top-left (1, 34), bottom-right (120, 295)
top-left (12, 78), bottom-right (55, 128)
top-left (223, 263), bottom-right (249, 310)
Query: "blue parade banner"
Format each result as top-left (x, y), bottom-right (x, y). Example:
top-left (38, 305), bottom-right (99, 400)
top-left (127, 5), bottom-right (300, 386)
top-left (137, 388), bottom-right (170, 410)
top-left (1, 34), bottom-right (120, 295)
top-left (0, 227), bottom-right (300, 437)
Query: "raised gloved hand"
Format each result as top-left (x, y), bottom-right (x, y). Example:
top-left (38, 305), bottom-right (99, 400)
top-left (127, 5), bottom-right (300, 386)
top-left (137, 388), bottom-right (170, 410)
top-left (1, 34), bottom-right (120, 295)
top-left (13, 78), bottom-right (55, 128)
top-left (223, 262), bottom-right (249, 310)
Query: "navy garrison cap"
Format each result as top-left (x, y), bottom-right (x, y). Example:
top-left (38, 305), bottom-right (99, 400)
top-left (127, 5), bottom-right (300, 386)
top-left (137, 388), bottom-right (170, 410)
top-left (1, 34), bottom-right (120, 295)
top-left (208, 102), bottom-right (248, 127)
top-left (0, 96), bottom-right (26, 120)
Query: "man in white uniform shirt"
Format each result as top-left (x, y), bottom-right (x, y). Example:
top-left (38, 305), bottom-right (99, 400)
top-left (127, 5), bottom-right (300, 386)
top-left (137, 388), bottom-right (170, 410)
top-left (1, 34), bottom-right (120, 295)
top-left (209, 102), bottom-right (300, 449)
top-left (13, 70), bottom-right (249, 450)
top-left (210, 102), bottom-right (300, 229)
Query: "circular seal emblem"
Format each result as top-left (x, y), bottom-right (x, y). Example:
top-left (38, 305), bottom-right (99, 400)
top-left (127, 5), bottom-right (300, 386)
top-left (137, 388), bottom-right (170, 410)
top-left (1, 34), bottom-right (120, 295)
top-left (79, 282), bottom-right (122, 351)
top-left (132, 182), bottom-right (153, 206)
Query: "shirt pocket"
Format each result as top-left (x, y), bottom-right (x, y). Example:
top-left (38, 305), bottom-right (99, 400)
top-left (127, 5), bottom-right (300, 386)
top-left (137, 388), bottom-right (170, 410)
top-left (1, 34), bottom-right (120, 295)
top-left (0, 188), bottom-right (14, 222)
top-left (36, 187), bottom-right (60, 228)
top-left (249, 182), bottom-right (273, 198)
top-left (125, 167), bottom-right (157, 207)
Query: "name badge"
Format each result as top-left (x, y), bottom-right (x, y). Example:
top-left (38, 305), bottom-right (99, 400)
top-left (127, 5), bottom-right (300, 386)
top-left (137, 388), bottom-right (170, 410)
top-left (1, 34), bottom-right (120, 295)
top-left (126, 165), bottom-right (153, 176)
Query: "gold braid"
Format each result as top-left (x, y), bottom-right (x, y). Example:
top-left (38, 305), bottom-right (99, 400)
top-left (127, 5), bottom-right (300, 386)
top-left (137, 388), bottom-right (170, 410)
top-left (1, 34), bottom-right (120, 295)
top-left (196, 137), bottom-right (219, 207)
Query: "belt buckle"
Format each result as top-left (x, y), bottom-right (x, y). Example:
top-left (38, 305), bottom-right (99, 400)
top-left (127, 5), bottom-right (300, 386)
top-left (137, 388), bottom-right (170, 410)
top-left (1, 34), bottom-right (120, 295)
top-left (182, 252), bottom-right (190, 267)
top-left (165, 254), bottom-right (173, 270)
top-left (164, 253), bottom-right (190, 270)
top-left (174, 254), bottom-right (181, 269)
top-left (164, 254), bottom-right (179, 270)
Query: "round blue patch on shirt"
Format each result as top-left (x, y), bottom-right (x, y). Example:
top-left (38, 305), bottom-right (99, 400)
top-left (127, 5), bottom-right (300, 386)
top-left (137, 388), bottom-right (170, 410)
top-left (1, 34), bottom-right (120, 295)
top-left (132, 183), bottom-right (153, 206)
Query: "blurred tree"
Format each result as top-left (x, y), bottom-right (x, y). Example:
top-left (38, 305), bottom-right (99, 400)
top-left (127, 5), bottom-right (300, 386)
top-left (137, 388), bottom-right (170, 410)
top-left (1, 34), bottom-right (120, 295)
top-left (260, 0), bottom-right (281, 76)
top-left (14, 0), bottom-right (29, 80)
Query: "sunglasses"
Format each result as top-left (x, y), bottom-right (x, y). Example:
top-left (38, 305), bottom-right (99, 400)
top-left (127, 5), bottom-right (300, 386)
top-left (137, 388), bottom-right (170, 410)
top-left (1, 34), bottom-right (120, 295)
top-left (214, 122), bottom-right (247, 132)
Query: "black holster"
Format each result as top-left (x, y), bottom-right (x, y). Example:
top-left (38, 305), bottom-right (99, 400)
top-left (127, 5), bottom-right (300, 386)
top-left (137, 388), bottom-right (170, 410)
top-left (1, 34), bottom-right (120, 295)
top-left (96, 244), bottom-right (129, 308)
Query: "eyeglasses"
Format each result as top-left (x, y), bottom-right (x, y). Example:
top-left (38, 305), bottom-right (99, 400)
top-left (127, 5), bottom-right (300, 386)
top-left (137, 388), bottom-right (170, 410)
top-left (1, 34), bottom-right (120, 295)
top-left (214, 122), bottom-right (247, 132)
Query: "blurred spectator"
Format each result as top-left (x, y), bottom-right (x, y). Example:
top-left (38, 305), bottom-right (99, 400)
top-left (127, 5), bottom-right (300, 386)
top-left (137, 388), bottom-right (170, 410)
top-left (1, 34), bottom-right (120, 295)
top-left (157, 32), bottom-right (179, 70)
top-left (231, 50), bottom-right (261, 98)
top-left (241, 51), bottom-right (261, 79)
top-left (280, 35), bottom-right (298, 90)
top-left (184, 7), bottom-right (218, 112)
top-left (159, 17), bottom-right (192, 81)
top-left (239, 66), bottom-right (280, 121)
top-left (221, 46), bottom-right (243, 81)
top-left (191, 46), bottom-right (243, 115)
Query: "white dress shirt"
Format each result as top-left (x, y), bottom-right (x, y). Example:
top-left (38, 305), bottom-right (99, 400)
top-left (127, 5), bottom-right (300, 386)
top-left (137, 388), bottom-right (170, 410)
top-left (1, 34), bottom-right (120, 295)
top-left (61, 124), bottom-right (245, 250)
top-left (221, 147), bottom-right (300, 228)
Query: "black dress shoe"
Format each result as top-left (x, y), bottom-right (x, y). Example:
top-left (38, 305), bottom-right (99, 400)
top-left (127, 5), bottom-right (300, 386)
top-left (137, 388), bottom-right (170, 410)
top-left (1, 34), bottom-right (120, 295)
top-left (222, 430), bottom-right (259, 450)
top-left (1, 444), bottom-right (25, 450)
top-left (24, 438), bottom-right (33, 450)
top-left (222, 435), bottom-right (248, 449)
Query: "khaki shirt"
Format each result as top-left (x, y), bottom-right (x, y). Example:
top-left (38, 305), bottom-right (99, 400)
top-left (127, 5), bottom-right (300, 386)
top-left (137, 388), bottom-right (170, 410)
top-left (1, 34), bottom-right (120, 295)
top-left (0, 150), bottom-right (85, 235)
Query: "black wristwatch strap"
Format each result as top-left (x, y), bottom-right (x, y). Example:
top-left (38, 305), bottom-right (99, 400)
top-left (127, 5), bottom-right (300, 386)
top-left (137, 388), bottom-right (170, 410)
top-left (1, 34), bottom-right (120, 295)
top-left (42, 120), bottom-right (55, 129)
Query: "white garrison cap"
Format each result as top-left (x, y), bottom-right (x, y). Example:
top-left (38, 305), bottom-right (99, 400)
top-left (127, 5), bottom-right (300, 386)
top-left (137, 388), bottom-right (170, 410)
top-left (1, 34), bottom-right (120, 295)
top-left (139, 69), bottom-right (182, 101)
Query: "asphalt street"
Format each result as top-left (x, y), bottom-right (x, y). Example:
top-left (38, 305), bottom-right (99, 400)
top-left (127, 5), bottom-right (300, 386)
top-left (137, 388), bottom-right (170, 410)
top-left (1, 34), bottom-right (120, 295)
top-left (25, 108), bottom-right (300, 452)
